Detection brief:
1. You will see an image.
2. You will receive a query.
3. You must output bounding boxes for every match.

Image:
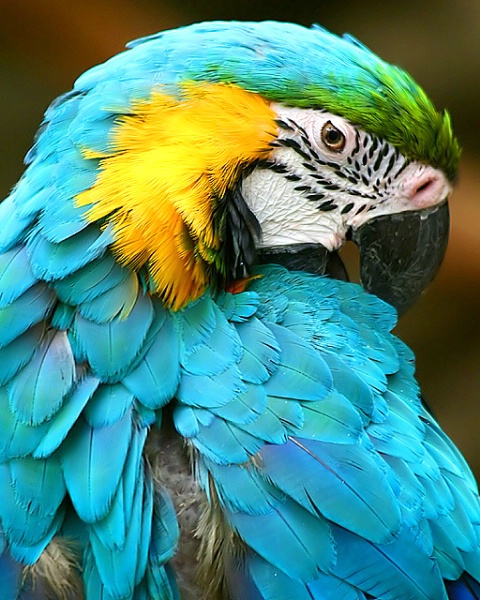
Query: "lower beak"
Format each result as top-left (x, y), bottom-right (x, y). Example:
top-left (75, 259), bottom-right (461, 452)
top-left (352, 201), bottom-right (449, 314)
top-left (256, 244), bottom-right (350, 282)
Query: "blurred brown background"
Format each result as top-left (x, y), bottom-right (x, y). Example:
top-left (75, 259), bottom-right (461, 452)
top-left (1, 1), bottom-right (479, 474)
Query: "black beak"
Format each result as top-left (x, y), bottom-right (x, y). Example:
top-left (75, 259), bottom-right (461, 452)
top-left (352, 202), bottom-right (449, 314)
top-left (256, 202), bottom-right (449, 316)
top-left (256, 243), bottom-right (350, 282)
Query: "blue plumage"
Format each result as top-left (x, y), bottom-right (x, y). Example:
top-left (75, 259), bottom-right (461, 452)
top-left (447, 574), bottom-right (480, 600)
top-left (0, 19), bottom-right (478, 600)
top-left (2, 254), bottom-right (480, 598)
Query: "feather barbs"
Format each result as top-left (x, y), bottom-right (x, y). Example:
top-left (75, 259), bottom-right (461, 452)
top-left (76, 83), bottom-right (278, 310)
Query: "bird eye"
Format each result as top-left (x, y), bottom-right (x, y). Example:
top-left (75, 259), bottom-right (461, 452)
top-left (321, 121), bottom-right (346, 151)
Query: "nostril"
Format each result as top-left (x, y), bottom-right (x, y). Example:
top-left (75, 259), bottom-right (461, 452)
top-left (415, 178), bottom-right (434, 195)
top-left (402, 164), bottom-right (451, 209)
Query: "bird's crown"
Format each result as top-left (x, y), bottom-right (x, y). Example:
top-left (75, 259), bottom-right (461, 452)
top-left (24, 21), bottom-right (459, 309)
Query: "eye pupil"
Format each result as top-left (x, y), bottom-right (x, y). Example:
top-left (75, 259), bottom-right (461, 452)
top-left (321, 121), bottom-right (346, 151)
top-left (327, 129), bottom-right (340, 142)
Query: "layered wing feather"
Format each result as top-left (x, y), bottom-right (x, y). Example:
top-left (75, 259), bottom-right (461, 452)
top-left (172, 266), bottom-right (480, 600)
top-left (0, 142), bottom-right (180, 599)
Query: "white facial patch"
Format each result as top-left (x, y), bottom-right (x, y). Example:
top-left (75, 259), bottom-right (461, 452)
top-left (242, 168), bottom-right (345, 251)
top-left (241, 103), bottom-right (451, 251)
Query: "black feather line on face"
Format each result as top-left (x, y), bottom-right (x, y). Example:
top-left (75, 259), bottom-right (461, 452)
top-left (221, 176), bottom-right (262, 283)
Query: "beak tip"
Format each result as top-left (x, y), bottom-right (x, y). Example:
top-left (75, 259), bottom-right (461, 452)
top-left (354, 202), bottom-right (450, 315)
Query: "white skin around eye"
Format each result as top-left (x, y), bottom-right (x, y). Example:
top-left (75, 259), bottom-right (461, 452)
top-left (272, 104), bottom-right (358, 161)
top-left (242, 103), bottom-right (451, 251)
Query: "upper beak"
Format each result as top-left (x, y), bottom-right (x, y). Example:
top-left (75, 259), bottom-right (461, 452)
top-left (256, 202), bottom-right (449, 316)
top-left (352, 202), bottom-right (449, 314)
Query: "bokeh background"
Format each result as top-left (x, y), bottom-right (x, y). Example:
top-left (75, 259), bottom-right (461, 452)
top-left (1, 1), bottom-right (479, 473)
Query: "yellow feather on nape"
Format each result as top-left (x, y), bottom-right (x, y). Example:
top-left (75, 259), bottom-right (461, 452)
top-left (76, 83), bottom-right (278, 310)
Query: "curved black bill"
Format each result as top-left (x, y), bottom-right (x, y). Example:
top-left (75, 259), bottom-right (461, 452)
top-left (352, 202), bottom-right (449, 314)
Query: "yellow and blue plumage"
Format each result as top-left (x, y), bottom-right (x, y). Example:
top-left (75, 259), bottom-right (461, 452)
top-left (0, 20), bottom-right (478, 600)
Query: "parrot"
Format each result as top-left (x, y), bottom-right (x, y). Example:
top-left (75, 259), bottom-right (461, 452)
top-left (0, 19), bottom-right (479, 600)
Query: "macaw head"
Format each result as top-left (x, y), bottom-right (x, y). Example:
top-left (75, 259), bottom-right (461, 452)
top-left (70, 21), bottom-right (459, 313)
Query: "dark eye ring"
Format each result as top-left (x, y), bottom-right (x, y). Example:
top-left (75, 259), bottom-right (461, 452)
top-left (321, 121), bottom-right (346, 151)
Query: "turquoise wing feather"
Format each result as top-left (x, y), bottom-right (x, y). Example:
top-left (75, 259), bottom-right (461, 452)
top-left (173, 267), bottom-right (480, 600)
top-left (0, 102), bottom-right (181, 597)
top-left (1, 197), bottom-right (480, 599)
